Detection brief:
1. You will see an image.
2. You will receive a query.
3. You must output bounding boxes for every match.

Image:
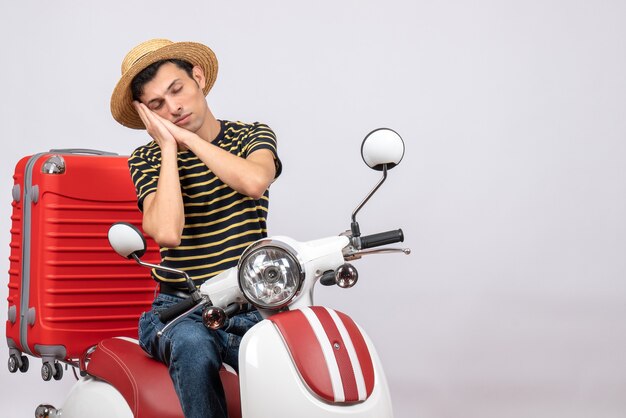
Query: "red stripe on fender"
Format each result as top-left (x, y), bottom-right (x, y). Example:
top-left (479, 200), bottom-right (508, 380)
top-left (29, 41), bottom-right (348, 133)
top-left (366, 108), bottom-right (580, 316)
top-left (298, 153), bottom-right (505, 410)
top-left (310, 306), bottom-right (360, 402)
top-left (269, 310), bottom-right (334, 402)
top-left (336, 310), bottom-right (375, 397)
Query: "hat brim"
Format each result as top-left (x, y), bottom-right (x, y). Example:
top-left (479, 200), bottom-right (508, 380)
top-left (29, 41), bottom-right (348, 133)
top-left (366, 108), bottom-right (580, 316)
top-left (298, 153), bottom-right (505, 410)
top-left (110, 42), bottom-right (218, 130)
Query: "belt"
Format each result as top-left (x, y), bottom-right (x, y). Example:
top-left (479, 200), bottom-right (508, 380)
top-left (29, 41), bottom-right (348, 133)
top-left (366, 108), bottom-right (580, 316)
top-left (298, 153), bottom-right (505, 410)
top-left (159, 282), bottom-right (192, 299)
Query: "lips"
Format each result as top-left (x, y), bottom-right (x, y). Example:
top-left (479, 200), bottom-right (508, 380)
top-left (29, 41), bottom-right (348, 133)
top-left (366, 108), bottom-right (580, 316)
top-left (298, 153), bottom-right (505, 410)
top-left (174, 114), bottom-right (191, 126)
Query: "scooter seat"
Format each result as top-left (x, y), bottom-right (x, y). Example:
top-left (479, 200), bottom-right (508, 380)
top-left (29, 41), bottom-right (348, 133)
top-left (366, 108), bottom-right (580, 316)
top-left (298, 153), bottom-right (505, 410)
top-left (86, 337), bottom-right (241, 418)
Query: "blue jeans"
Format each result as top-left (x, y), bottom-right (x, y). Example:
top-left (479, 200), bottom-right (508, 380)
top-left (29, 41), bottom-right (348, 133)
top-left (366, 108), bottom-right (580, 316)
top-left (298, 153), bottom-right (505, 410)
top-left (138, 293), bottom-right (261, 418)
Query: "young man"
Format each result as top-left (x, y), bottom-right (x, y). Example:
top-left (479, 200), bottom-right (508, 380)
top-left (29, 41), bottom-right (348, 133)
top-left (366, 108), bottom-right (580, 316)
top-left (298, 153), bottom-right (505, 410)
top-left (110, 39), bottom-right (281, 418)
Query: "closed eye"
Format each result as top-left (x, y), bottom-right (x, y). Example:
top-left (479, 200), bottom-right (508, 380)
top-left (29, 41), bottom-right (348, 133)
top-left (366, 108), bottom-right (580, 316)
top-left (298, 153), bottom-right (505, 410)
top-left (148, 100), bottom-right (164, 111)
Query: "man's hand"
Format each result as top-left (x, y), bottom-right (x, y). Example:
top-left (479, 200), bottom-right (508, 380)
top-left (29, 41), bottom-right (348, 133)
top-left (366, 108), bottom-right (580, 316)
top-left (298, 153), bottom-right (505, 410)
top-left (133, 101), bottom-right (185, 247)
top-left (133, 102), bottom-right (180, 152)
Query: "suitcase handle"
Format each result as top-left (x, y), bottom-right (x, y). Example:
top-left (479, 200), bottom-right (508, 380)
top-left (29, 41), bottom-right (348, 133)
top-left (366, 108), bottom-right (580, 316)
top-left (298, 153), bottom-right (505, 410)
top-left (49, 148), bottom-right (119, 156)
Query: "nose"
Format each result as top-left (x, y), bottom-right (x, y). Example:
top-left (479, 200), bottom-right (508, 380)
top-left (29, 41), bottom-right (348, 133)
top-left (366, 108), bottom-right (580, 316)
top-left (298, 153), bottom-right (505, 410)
top-left (165, 98), bottom-right (182, 116)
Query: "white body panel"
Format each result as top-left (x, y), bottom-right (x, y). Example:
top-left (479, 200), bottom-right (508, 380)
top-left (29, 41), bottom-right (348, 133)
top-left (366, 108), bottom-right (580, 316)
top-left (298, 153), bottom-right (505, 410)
top-left (200, 267), bottom-right (245, 308)
top-left (239, 319), bottom-right (393, 418)
top-left (58, 376), bottom-right (133, 418)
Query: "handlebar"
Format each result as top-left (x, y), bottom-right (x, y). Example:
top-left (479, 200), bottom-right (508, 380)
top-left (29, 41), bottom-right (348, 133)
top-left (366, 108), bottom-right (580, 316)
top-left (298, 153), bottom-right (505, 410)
top-left (158, 297), bottom-right (201, 323)
top-left (359, 229), bottom-right (404, 249)
top-left (158, 297), bottom-right (246, 327)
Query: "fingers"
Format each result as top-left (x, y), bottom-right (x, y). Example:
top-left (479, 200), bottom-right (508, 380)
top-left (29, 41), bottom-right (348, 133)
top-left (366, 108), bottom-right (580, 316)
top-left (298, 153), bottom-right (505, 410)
top-left (134, 102), bottom-right (170, 134)
top-left (134, 102), bottom-right (162, 134)
top-left (150, 110), bottom-right (181, 133)
top-left (134, 102), bottom-right (177, 150)
top-left (133, 101), bottom-right (152, 129)
top-left (148, 109), bottom-right (194, 149)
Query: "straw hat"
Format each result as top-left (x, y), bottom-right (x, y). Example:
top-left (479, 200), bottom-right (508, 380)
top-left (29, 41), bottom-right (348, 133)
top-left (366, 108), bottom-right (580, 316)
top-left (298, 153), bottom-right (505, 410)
top-left (110, 39), bottom-right (218, 129)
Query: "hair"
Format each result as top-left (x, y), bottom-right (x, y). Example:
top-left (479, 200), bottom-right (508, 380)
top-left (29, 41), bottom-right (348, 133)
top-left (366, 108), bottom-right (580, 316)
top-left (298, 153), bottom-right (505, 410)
top-left (131, 59), bottom-right (195, 101)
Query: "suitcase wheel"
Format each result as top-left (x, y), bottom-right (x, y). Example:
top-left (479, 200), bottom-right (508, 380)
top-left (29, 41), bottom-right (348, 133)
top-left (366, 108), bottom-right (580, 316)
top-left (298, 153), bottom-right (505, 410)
top-left (41, 361), bottom-right (63, 381)
top-left (8, 355), bottom-right (18, 373)
top-left (19, 355), bottom-right (29, 373)
top-left (53, 362), bottom-right (63, 381)
top-left (8, 354), bottom-right (29, 373)
top-left (41, 362), bottom-right (53, 381)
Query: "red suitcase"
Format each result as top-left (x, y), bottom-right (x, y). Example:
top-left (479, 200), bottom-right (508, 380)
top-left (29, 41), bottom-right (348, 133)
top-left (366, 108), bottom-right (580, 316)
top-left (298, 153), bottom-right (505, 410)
top-left (6, 149), bottom-right (159, 380)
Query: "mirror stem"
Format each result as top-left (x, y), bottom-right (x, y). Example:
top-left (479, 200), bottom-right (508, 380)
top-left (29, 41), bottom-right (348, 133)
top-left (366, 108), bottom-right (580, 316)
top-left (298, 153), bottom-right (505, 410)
top-left (131, 253), bottom-right (199, 295)
top-left (350, 164), bottom-right (388, 238)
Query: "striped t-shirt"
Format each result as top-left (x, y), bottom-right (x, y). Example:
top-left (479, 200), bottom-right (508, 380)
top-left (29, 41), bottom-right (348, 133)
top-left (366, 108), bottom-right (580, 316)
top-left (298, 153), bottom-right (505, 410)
top-left (128, 120), bottom-right (282, 288)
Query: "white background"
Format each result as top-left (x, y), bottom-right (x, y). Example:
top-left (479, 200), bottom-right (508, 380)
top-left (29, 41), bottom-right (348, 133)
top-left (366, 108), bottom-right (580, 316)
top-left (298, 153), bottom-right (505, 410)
top-left (1, 1), bottom-right (625, 417)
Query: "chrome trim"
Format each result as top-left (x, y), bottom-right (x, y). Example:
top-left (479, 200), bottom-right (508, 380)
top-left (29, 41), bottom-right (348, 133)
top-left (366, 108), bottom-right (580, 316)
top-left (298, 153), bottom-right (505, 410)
top-left (335, 263), bottom-right (359, 288)
top-left (81, 344), bottom-right (98, 372)
top-left (237, 239), bottom-right (305, 310)
top-left (344, 247), bottom-right (411, 261)
top-left (237, 238), bottom-right (304, 272)
top-left (35, 404), bottom-right (61, 418)
top-left (157, 297), bottom-right (210, 337)
top-left (351, 164), bottom-right (388, 226)
top-left (202, 306), bottom-right (227, 329)
top-left (41, 155), bottom-right (66, 174)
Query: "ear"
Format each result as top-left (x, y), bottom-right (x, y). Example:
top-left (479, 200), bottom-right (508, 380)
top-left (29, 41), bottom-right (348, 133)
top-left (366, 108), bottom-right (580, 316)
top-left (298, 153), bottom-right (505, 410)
top-left (192, 66), bottom-right (206, 90)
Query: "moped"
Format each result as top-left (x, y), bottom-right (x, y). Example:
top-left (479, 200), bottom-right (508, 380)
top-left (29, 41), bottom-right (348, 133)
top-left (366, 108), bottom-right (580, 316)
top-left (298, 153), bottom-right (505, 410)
top-left (35, 127), bottom-right (409, 418)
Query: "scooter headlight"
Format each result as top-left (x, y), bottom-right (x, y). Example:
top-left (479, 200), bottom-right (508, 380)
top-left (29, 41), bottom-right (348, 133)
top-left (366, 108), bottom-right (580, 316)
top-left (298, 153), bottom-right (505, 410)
top-left (238, 240), bottom-right (304, 310)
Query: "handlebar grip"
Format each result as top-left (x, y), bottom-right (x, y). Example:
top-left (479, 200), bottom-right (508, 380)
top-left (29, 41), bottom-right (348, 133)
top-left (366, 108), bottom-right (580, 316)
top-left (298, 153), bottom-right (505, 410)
top-left (360, 229), bottom-right (404, 249)
top-left (158, 297), bottom-right (200, 323)
top-left (320, 271), bottom-right (337, 286)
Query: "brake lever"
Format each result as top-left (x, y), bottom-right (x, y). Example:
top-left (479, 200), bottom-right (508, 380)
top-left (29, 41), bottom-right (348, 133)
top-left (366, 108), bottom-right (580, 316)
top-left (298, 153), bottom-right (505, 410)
top-left (344, 247), bottom-right (411, 261)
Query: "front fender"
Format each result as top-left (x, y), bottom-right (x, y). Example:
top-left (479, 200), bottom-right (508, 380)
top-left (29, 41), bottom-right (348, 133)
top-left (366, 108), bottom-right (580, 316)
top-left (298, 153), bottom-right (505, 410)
top-left (239, 307), bottom-right (393, 418)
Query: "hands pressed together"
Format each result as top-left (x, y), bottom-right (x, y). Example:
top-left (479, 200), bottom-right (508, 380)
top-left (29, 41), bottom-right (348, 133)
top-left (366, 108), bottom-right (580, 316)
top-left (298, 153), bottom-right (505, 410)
top-left (133, 101), bottom-right (194, 153)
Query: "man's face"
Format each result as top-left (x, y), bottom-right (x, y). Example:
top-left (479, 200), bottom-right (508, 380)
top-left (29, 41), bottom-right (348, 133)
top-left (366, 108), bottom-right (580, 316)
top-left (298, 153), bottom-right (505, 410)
top-left (138, 62), bottom-right (208, 132)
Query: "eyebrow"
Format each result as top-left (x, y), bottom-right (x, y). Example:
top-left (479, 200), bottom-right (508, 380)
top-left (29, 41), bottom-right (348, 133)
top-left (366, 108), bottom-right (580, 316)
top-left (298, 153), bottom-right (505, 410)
top-left (146, 79), bottom-right (181, 107)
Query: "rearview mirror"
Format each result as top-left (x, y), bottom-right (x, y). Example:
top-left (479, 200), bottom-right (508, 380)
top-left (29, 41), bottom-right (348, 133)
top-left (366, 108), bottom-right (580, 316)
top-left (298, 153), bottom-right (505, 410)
top-left (107, 222), bottom-right (147, 259)
top-left (361, 128), bottom-right (405, 171)
top-left (351, 128), bottom-right (405, 239)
